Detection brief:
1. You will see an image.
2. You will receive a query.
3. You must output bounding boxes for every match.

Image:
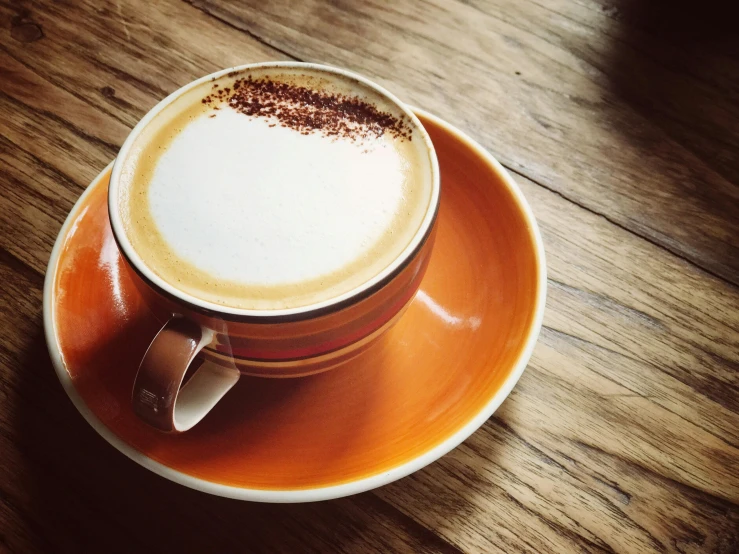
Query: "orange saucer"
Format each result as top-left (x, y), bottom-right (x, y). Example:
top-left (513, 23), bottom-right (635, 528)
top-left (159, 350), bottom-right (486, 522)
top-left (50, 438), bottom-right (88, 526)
top-left (43, 109), bottom-right (546, 501)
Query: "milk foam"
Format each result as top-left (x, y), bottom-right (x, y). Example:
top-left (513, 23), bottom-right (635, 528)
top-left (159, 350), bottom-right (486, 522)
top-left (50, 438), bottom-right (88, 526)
top-left (149, 109), bottom-right (408, 285)
top-left (118, 67), bottom-right (433, 310)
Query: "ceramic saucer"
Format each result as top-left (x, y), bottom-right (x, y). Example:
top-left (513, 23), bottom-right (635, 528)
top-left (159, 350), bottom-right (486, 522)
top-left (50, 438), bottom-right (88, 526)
top-left (43, 109), bottom-right (546, 502)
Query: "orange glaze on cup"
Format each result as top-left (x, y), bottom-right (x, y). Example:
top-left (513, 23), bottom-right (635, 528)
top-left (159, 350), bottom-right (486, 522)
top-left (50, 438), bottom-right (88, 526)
top-left (123, 220), bottom-right (436, 378)
top-left (52, 112), bottom-right (542, 490)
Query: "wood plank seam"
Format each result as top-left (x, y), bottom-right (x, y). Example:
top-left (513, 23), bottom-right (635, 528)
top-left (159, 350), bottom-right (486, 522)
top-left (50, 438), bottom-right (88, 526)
top-left (507, 167), bottom-right (738, 290)
top-left (182, 0), bottom-right (301, 62)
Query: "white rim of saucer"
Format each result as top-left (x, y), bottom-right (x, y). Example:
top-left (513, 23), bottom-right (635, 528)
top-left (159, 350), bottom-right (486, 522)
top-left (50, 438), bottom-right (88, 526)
top-left (43, 109), bottom-right (547, 503)
top-left (107, 62), bottom-right (441, 319)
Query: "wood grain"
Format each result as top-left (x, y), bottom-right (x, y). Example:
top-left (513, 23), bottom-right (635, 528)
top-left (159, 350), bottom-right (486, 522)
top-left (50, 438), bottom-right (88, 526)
top-left (1, 0), bottom-right (737, 552)
top-left (187, 0), bottom-right (739, 285)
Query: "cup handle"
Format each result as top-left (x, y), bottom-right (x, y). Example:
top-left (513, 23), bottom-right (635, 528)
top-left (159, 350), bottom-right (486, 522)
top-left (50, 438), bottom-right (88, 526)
top-left (132, 317), bottom-right (240, 432)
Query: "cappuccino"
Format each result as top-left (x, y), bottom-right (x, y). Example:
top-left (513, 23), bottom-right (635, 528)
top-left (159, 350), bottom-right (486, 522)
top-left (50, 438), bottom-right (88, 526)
top-left (116, 65), bottom-right (434, 310)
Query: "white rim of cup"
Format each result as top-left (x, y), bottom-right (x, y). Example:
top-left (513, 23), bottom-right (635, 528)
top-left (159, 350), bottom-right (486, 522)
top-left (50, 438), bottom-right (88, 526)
top-left (108, 62), bottom-right (441, 318)
top-left (44, 109), bottom-right (547, 502)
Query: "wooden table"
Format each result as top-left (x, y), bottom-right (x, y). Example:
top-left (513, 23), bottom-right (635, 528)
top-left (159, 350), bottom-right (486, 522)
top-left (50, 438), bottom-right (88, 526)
top-left (2, 0), bottom-right (738, 552)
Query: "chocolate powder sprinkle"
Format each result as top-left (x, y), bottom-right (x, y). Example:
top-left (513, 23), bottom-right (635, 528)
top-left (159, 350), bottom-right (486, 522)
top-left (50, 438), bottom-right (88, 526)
top-left (201, 75), bottom-right (412, 142)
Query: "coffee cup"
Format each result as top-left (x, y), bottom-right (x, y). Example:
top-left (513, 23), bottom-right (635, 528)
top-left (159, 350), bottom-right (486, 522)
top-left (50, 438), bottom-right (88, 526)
top-left (108, 62), bottom-right (440, 432)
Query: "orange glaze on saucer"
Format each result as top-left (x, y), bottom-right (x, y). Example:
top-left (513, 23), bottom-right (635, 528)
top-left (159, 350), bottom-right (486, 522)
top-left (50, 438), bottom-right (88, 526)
top-left (52, 113), bottom-right (542, 490)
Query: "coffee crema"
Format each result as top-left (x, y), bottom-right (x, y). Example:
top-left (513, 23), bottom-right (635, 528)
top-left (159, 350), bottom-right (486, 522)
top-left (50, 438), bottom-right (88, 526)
top-left (117, 66), bottom-right (434, 310)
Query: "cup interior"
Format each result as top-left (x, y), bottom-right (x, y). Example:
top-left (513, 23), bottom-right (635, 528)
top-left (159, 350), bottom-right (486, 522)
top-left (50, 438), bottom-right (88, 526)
top-left (107, 62), bottom-right (440, 319)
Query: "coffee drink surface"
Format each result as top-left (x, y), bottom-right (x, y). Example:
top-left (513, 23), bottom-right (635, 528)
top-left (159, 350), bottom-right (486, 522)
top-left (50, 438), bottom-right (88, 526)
top-left (117, 66), bottom-right (434, 310)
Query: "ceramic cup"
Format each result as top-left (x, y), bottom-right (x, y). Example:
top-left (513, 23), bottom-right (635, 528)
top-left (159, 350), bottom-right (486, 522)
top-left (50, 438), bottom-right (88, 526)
top-left (108, 63), bottom-right (440, 433)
